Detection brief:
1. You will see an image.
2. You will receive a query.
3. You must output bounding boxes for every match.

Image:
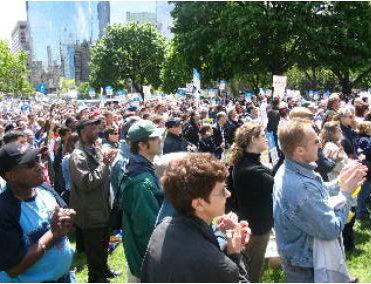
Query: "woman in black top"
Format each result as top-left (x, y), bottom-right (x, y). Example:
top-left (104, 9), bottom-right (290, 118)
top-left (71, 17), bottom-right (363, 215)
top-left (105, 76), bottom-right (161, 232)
top-left (229, 121), bottom-right (274, 283)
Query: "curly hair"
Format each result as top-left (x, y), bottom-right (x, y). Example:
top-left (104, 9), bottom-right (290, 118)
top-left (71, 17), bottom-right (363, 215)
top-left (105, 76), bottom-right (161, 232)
top-left (227, 121), bottom-right (262, 166)
top-left (162, 153), bottom-right (227, 216)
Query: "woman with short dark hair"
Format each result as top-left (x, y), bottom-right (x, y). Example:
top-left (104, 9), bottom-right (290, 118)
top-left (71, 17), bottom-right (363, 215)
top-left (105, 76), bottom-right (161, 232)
top-left (142, 153), bottom-right (249, 283)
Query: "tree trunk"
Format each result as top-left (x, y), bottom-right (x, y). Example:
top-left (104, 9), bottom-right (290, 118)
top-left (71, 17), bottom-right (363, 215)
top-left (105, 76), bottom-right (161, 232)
top-left (340, 69), bottom-right (351, 96)
top-left (132, 81), bottom-right (144, 100)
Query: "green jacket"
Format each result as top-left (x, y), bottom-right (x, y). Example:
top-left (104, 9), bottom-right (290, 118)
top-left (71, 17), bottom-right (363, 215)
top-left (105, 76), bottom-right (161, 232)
top-left (120, 171), bottom-right (163, 278)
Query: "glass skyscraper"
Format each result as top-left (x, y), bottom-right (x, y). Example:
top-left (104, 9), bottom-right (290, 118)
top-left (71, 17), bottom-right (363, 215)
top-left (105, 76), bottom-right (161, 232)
top-left (26, 1), bottom-right (173, 87)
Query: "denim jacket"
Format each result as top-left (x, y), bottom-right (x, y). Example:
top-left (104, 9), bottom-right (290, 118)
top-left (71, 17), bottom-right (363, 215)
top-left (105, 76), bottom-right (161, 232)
top-left (273, 159), bottom-right (352, 268)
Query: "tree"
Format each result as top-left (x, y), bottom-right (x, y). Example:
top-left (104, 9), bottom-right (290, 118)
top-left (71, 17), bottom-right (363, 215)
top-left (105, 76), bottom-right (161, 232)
top-left (89, 23), bottom-right (166, 99)
top-left (298, 2), bottom-right (371, 95)
top-left (170, 1), bottom-right (317, 86)
top-left (162, 42), bottom-right (192, 94)
top-left (59, 78), bottom-right (76, 93)
top-left (0, 40), bottom-right (33, 97)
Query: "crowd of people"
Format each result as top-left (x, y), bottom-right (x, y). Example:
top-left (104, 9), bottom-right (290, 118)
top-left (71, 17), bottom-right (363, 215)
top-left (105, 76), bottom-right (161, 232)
top-left (0, 90), bottom-right (370, 283)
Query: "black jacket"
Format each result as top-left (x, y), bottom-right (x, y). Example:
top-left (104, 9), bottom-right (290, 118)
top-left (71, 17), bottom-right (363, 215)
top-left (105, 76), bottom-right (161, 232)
top-left (315, 149), bottom-right (336, 182)
top-left (199, 136), bottom-right (220, 157)
top-left (341, 124), bottom-right (358, 159)
top-left (212, 122), bottom-right (225, 147)
top-left (234, 153), bottom-right (274, 235)
top-left (141, 215), bottom-right (248, 283)
top-left (163, 132), bottom-right (190, 154)
top-left (183, 120), bottom-right (200, 147)
top-left (225, 119), bottom-right (243, 146)
top-left (267, 108), bottom-right (280, 134)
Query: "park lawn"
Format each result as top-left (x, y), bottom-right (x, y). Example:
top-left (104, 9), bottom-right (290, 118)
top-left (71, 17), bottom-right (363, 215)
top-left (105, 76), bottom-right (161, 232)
top-left (71, 217), bottom-right (371, 283)
top-left (262, 217), bottom-right (371, 283)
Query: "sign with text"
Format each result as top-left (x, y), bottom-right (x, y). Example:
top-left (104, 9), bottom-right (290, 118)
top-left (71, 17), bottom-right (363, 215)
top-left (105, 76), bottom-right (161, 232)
top-left (266, 131), bottom-right (279, 167)
top-left (273, 75), bottom-right (287, 98)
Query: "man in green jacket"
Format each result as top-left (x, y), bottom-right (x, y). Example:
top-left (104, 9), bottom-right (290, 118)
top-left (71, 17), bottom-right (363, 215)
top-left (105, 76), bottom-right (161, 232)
top-left (119, 120), bottom-right (165, 282)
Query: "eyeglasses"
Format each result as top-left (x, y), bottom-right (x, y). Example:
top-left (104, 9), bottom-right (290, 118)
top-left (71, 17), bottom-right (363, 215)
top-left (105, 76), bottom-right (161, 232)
top-left (211, 187), bottom-right (228, 198)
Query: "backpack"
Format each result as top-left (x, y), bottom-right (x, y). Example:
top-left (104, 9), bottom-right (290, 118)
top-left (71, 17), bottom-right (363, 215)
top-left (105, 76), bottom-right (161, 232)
top-left (225, 165), bottom-right (238, 213)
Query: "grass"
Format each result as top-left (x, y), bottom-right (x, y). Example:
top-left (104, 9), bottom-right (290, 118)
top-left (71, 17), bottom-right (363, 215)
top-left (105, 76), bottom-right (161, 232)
top-left (68, 233), bottom-right (128, 283)
top-left (262, 211), bottom-right (371, 283)
top-left (70, 213), bottom-right (371, 283)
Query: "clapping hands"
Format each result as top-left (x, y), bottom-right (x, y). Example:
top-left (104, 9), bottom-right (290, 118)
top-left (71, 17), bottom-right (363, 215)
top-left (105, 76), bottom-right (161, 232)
top-left (216, 212), bottom-right (251, 255)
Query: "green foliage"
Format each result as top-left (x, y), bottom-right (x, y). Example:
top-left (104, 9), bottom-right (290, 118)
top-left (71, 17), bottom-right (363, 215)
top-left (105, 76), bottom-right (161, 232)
top-left (297, 2), bottom-right (371, 94)
top-left (162, 43), bottom-right (192, 94)
top-left (287, 65), bottom-right (338, 91)
top-left (171, 1), bottom-right (371, 93)
top-left (59, 78), bottom-right (76, 93)
top-left (77, 82), bottom-right (92, 99)
top-left (0, 40), bottom-right (33, 97)
top-left (89, 23), bottom-right (166, 97)
top-left (171, 2), bottom-right (317, 85)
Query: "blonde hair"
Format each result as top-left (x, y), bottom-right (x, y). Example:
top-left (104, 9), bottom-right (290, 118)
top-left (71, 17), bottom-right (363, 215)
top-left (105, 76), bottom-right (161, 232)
top-left (357, 121), bottom-right (371, 135)
top-left (278, 119), bottom-right (314, 158)
top-left (228, 121), bottom-right (262, 166)
top-left (289, 107), bottom-right (314, 121)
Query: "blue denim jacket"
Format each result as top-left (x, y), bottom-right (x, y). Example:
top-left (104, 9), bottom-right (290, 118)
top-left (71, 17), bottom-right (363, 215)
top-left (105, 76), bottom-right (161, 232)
top-left (273, 159), bottom-right (351, 268)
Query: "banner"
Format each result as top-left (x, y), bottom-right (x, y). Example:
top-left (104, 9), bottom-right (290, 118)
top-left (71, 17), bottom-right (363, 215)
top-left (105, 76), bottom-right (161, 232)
top-left (88, 88), bottom-right (95, 98)
top-left (245, 91), bottom-right (253, 102)
top-left (219, 80), bottom-right (226, 91)
top-left (192, 68), bottom-right (201, 93)
top-left (273, 75), bottom-right (287, 98)
top-left (266, 131), bottom-right (279, 167)
top-left (143, 85), bottom-right (151, 101)
top-left (105, 86), bottom-right (113, 96)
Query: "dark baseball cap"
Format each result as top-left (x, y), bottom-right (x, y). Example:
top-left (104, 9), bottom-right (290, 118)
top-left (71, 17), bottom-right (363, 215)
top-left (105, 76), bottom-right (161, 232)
top-left (0, 143), bottom-right (42, 176)
top-left (76, 118), bottom-right (101, 131)
top-left (165, 118), bottom-right (182, 129)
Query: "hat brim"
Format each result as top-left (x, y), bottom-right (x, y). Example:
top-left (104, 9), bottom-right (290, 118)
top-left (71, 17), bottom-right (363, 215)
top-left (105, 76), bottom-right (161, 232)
top-left (18, 147), bottom-right (42, 165)
top-left (149, 128), bottom-right (166, 138)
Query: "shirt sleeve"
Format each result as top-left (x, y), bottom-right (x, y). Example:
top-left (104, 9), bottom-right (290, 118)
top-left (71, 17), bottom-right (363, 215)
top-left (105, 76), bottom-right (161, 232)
top-left (286, 182), bottom-right (349, 241)
top-left (0, 199), bottom-right (27, 271)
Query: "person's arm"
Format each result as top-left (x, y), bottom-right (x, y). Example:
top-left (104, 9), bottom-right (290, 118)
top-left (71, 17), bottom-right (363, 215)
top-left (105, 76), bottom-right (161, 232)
top-left (323, 179), bottom-right (340, 196)
top-left (317, 150), bottom-right (336, 175)
top-left (4, 206), bottom-right (75, 277)
top-left (238, 166), bottom-right (274, 197)
top-left (6, 230), bottom-right (62, 277)
top-left (286, 183), bottom-right (349, 240)
top-left (69, 151), bottom-right (108, 191)
top-left (128, 179), bottom-right (161, 258)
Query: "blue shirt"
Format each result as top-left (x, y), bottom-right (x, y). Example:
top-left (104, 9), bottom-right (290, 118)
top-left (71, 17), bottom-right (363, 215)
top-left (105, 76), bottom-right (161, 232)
top-left (62, 155), bottom-right (72, 191)
top-left (273, 159), bottom-right (351, 268)
top-left (0, 185), bottom-right (74, 282)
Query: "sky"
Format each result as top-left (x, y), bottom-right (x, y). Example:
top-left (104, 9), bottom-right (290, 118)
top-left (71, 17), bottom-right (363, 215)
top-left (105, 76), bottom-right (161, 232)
top-left (0, 0), bottom-right (171, 42)
top-left (0, 0), bottom-right (27, 41)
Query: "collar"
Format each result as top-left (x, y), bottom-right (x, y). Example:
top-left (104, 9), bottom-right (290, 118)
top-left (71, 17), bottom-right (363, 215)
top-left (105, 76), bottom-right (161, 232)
top-left (131, 152), bottom-right (153, 166)
top-left (284, 158), bottom-right (318, 180)
top-left (243, 152), bottom-right (261, 161)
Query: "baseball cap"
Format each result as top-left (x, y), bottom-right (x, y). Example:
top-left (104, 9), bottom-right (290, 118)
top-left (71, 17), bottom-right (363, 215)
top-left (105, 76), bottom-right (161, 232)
top-left (76, 118), bottom-right (101, 132)
top-left (126, 120), bottom-right (165, 142)
top-left (0, 143), bottom-right (42, 176)
top-left (165, 118), bottom-right (182, 129)
top-left (122, 116), bottom-right (142, 138)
